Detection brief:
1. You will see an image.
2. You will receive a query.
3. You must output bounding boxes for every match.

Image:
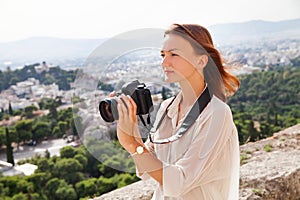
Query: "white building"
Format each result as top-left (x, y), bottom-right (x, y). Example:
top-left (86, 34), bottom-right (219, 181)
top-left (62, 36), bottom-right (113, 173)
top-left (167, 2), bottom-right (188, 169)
top-left (0, 160), bottom-right (37, 176)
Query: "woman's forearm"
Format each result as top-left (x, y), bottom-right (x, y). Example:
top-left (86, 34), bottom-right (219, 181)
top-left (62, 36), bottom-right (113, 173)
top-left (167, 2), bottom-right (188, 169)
top-left (129, 142), bottom-right (163, 185)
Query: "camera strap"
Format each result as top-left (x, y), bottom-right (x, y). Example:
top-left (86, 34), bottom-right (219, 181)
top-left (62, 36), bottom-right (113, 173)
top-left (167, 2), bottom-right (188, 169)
top-left (139, 114), bottom-right (151, 127)
top-left (149, 86), bottom-right (211, 144)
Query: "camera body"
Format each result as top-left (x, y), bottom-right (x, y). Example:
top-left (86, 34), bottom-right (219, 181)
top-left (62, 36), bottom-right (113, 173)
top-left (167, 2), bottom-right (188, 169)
top-left (99, 80), bottom-right (153, 122)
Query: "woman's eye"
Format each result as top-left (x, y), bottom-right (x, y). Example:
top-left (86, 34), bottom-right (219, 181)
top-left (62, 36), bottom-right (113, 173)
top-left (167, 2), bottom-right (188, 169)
top-left (160, 52), bottom-right (178, 57)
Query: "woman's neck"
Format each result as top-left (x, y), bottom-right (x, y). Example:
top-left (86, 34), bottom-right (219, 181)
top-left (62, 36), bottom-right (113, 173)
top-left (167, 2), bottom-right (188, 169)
top-left (179, 76), bottom-right (205, 107)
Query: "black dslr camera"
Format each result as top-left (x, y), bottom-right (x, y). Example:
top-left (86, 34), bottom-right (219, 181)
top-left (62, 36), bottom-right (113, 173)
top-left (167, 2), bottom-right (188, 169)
top-left (99, 80), bottom-right (153, 122)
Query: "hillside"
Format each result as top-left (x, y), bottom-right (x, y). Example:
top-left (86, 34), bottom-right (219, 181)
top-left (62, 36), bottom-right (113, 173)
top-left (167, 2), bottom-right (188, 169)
top-left (0, 63), bottom-right (77, 91)
top-left (227, 65), bottom-right (300, 144)
top-left (208, 18), bottom-right (300, 44)
top-left (95, 124), bottom-right (300, 200)
top-left (0, 37), bottom-right (105, 70)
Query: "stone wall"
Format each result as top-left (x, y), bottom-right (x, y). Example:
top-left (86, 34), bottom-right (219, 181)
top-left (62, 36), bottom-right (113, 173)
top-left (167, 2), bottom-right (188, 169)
top-left (94, 124), bottom-right (300, 200)
top-left (239, 124), bottom-right (300, 200)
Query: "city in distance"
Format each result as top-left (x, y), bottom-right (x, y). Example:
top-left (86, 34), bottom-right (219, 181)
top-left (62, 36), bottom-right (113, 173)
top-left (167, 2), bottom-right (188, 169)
top-left (0, 18), bottom-right (300, 71)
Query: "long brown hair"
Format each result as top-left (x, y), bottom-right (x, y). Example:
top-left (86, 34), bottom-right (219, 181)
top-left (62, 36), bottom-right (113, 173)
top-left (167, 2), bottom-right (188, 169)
top-left (165, 24), bottom-right (240, 100)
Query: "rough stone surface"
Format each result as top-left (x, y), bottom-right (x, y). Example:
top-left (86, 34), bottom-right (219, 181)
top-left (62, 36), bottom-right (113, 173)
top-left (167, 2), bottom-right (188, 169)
top-left (239, 124), bottom-right (300, 200)
top-left (93, 124), bottom-right (300, 200)
top-left (94, 178), bottom-right (156, 200)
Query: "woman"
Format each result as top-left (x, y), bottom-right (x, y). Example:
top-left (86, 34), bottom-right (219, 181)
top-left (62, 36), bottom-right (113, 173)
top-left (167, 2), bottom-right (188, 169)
top-left (115, 24), bottom-right (240, 200)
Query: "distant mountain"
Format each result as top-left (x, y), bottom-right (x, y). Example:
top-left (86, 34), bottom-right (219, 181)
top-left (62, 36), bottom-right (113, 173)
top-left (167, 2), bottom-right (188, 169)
top-left (0, 37), bottom-right (105, 70)
top-left (0, 18), bottom-right (299, 70)
top-left (208, 18), bottom-right (300, 45)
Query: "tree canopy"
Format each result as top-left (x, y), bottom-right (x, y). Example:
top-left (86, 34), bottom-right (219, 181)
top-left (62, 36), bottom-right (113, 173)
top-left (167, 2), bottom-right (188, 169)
top-left (228, 65), bottom-right (300, 143)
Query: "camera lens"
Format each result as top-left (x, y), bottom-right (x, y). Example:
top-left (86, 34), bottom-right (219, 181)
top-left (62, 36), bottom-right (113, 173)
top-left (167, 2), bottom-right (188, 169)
top-left (99, 98), bottom-right (118, 122)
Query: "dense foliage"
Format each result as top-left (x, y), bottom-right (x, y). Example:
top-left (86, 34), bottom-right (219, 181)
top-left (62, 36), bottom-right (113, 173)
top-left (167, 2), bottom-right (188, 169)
top-left (0, 144), bottom-right (138, 200)
top-left (0, 101), bottom-right (77, 149)
top-left (0, 63), bottom-right (77, 91)
top-left (228, 65), bottom-right (300, 143)
top-left (0, 103), bottom-right (138, 199)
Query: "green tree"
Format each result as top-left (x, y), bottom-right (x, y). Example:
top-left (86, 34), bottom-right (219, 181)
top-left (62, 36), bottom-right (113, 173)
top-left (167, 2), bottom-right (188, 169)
top-left (36, 158), bottom-right (53, 173)
top-left (74, 154), bottom-right (88, 170)
top-left (114, 173), bottom-right (139, 188)
top-left (26, 172), bottom-right (51, 192)
top-left (0, 127), bottom-right (4, 147)
top-left (8, 101), bottom-right (13, 116)
top-left (0, 176), bottom-right (32, 197)
top-left (60, 146), bottom-right (76, 158)
top-left (5, 127), bottom-right (14, 166)
top-left (0, 182), bottom-right (9, 197)
top-left (14, 119), bottom-right (33, 148)
top-left (55, 186), bottom-right (77, 200)
top-left (15, 179), bottom-right (34, 195)
top-left (44, 149), bottom-right (51, 159)
top-left (99, 155), bottom-right (126, 178)
top-left (32, 121), bottom-right (51, 141)
top-left (52, 158), bottom-right (84, 184)
top-left (57, 108), bottom-right (73, 124)
top-left (58, 121), bottom-right (68, 135)
top-left (96, 176), bottom-right (117, 195)
top-left (247, 121), bottom-right (259, 142)
top-left (12, 193), bottom-right (27, 200)
top-left (228, 65), bottom-right (300, 144)
top-left (52, 126), bottom-right (62, 138)
top-left (75, 178), bottom-right (97, 198)
top-left (0, 176), bottom-right (17, 197)
top-left (44, 73), bottom-right (56, 85)
top-left (45, 178), bottom-right (76, 200)
top-left (40, 98), bottom-right (60, 120)
top-left (48, 103), bottom-right (58, 119)
top-left (24, 105), bottom-right (38, 119)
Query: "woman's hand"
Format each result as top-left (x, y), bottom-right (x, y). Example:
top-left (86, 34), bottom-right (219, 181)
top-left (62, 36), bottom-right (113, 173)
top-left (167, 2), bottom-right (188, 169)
top-left (115, 94), bottom-right (143, 153)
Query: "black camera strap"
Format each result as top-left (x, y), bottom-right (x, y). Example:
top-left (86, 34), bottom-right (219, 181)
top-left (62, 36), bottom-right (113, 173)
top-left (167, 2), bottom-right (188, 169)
top-left (149, 86), bottom-right (211, 144)
top-left (139, 114), bottom-right (151, 127)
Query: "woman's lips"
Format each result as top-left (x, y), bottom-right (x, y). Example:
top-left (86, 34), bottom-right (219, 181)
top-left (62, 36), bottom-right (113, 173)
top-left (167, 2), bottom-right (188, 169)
top-left (164, 70), bottom-right (174, 74)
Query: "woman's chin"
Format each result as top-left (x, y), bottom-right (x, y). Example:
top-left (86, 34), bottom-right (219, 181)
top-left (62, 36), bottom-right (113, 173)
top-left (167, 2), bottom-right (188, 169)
top-left (164, 77), bottom-right (174, 83)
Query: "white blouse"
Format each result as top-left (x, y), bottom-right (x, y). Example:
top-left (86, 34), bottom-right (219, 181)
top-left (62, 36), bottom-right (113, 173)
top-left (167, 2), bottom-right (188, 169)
top-left (138, 91), bottom-right (240, 200)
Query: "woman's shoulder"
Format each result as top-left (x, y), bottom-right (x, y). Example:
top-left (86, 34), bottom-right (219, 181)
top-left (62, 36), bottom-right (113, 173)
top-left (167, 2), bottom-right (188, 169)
top-left (159, 96), bottom-right (176, 109)
top-left (209, 95), bottom-right (232, 116)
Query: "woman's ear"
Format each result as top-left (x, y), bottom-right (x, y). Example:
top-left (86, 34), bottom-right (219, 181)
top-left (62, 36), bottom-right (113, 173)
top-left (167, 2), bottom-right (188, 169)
top-left (197, 54), bottom-right (208, 70)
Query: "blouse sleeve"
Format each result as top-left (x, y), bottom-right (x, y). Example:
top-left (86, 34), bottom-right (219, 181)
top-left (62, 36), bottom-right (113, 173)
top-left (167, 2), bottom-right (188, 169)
top-left (135, 99), bottom-right (172, 180)
top-left (162, 104), bottom-right (238, 197)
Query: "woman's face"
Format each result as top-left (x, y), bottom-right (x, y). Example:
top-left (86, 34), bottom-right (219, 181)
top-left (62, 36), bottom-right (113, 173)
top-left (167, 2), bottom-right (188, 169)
top-left (160, 33), bottom-right (201, 83)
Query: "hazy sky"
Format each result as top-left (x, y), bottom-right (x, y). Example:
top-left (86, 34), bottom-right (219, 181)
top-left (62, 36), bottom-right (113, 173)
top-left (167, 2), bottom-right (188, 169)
top-left (0, 0), bottom-right (299, 42)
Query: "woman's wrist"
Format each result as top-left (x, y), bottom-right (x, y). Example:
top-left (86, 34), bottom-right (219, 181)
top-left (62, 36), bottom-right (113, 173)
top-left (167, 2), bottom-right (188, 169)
top-left (126, 141), bottom-right (144, 154)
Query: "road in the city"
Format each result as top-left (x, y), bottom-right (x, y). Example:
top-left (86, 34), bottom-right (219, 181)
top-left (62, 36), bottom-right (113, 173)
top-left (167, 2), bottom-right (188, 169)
top-left (0, 138), bottom-right (71, 163)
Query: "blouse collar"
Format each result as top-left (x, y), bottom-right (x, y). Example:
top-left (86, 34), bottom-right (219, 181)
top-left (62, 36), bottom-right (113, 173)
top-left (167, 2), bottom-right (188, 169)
top-left (165, 84), bottom-right (208, 128)
top-left (167, 90), bottom-right (183, 119)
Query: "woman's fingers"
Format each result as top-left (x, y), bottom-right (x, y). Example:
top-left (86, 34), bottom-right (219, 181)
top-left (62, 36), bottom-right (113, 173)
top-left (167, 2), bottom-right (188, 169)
top-left (115, 95), bottom-right (141, 144)
top-left (120, 94), bottom-right (133, 111)
top-left (117, 99), bottom-right (124, 119)
top-left (128, 96), bottom-right (137, 121)
top-left (116, 95), bottom-right (129, 119)
top-left (109, 91), bottom-right (117, 97)
top-left (116, 94), bottom-right (137, 122)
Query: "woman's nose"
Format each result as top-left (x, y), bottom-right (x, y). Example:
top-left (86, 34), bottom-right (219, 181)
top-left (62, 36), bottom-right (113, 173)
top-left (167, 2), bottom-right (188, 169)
top-left (161, 56), bottom-right (171, 68)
